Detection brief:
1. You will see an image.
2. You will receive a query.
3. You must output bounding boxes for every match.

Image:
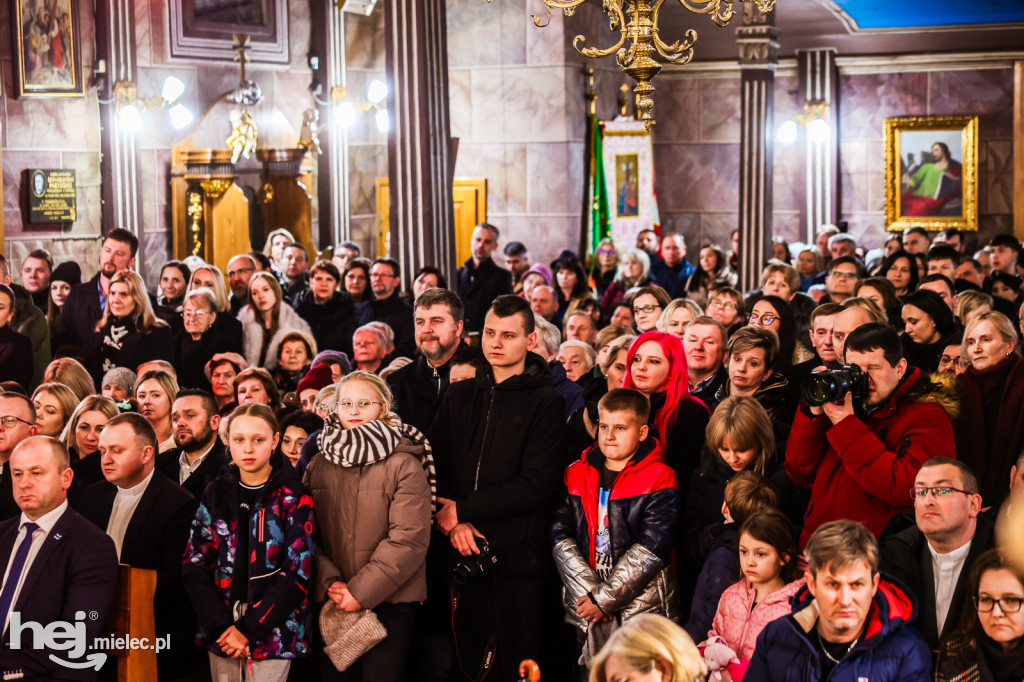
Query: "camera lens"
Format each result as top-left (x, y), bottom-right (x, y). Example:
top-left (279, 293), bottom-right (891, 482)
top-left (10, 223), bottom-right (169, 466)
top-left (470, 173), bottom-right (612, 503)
top-left (804, 374), bottom-right (837, 406)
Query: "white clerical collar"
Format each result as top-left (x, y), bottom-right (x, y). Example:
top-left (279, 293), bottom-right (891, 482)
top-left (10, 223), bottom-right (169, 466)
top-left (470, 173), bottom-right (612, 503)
top-left (928, 537), bottom-right (972, 564)
top-left (116, 469), bottom-right (155, 499)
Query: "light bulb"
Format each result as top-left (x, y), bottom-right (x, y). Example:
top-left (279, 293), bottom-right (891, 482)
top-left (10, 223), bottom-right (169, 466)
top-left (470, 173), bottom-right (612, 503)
top-left (161, 76), bottom-right (186, 103)
top-left (119, 104), bottom-right (142, 134)
top-left (336, 102), bottom-right (357, 128)
top-left (375, 108), bottom-right (389, 133)
top-left (809, 118), bottom-right (830, 144)
top-left (367, 79), bottom-right (388, 105)
top-left (777, 120), bottom-right (798, 145)
top-left (169, 103), bottom-right (194, 129)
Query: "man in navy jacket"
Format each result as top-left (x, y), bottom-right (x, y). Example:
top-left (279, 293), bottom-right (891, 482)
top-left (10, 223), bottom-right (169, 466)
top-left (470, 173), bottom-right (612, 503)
top-left (0, 436), bottom-right (118, 682)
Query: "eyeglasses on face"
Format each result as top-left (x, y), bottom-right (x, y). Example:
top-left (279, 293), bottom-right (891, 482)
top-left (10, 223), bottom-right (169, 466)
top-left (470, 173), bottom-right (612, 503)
top-left (830, 271), bottom-right (858, 280)
top-left (182, 309), bottom-right (211, 319)
top-left (710, 299), bottom-right (736, 310)
top-left (0, 415), bottom-right (34, 429)
top-left (909, 486), bottom-right (972, 500)
top-left (633, 304), bottom-right (662, 315)
top-left (596, 248), bottom-right (615, 255)
top-left (974, 596), bottom-right (1024, 613)
top-left (747, 312), bottom-right (777, 326)
top-left (339, 400), bottom-right (384, 411)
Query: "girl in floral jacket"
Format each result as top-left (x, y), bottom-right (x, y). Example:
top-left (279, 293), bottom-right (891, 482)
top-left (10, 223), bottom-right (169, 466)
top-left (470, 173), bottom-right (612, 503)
top-left (183, 402), bottom-right (316, 681)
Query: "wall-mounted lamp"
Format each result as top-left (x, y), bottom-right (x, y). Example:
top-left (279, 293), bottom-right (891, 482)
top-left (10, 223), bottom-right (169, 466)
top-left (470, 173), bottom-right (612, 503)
top-left (114, 76), bottom-right (194, 134)
top-left (327, 79), bottom-right (389, 133)
top-left (777, 101), bottom-right (829, 145)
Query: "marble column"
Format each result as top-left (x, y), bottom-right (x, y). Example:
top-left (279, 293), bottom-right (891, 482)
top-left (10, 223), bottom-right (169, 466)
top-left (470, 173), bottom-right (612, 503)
top-left (736, 6), bottom-right (779, 292)
top-left (97, 0), bottom-right (143, 260)
top-left (384, 0), bottom-right (456, 285)
top-left (797, 49), bottom-right (839, 242)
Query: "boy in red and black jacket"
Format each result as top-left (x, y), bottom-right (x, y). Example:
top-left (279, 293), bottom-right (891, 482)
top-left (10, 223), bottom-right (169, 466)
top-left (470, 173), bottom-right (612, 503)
top-left (551, 388), bottom-right (680, 667)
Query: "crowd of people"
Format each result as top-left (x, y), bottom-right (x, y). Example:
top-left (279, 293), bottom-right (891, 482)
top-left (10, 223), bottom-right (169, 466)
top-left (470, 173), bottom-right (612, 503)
top-left (1, 221), bottom-right (1024, 682)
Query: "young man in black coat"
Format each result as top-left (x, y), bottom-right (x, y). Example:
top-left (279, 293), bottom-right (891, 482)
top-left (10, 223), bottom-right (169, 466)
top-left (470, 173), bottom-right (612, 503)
top-left (291, 260), bottom-right (356, 357)
top-left (386, 287), bottom-right (466, 434)
top-left (0, 284), bottom-right (33, 390)
top-left (157, 390), bottom-right (228, 505)
top-left (0, 437), bottom-right (119, 681)
top-left (455, 223), bottom-right (513, 334)
top-left (77, 413), bottom-right (199, 679)
top-left (430, 295), bottom-right (565, 682)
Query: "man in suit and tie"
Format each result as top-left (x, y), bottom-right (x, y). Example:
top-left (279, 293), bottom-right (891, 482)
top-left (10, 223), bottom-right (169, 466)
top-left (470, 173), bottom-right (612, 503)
top-left (0, 436), bottom-right (118, 681)
top-left (53, 228), bottom-right (138, 352)
top-left (78, 412), bottom-right (197, 679)
top-left (0, 394), bottom-right (38, 521)
top-left (156, 389), bottom-right (227, 504)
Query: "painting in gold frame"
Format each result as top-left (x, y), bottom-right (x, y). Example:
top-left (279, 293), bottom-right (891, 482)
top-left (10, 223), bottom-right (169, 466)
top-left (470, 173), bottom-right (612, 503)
top-left (884, 115), bottom-right (978, 232)
top-left (11, 0), bottom-right (84, 97)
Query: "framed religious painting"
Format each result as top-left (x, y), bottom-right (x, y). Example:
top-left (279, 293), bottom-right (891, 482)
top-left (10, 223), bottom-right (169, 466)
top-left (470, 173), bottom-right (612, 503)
top-left (884, 115), bottom-right (978, 233)
top-left (168, 0), bottom-right (289, 63)
top-left (11, 0), bottom-right (85, 98)
top-left (601, 118), bottom-right (660, 250)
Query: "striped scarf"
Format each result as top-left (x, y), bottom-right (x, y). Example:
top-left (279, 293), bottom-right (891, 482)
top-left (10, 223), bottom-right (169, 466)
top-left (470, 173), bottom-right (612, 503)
top-left (317, 414), bottom-right (438, 514)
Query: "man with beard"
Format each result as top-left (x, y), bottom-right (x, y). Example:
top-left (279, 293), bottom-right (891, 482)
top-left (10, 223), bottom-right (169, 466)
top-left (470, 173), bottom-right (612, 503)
top-left (226, 253), bottom-right (257, 315)
top-left (455, 223), bottom-right (513, 334)
top-left (156, 390), bottom-right (227, 503)
top-left (386, 288), bottom-right (466, 434)
top-left (55, 228), bottom-right (137, 350)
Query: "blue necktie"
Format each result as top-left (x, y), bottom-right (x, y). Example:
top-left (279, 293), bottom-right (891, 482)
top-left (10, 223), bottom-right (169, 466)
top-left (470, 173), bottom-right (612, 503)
top-left (0, 522), bottom-right (40, 630)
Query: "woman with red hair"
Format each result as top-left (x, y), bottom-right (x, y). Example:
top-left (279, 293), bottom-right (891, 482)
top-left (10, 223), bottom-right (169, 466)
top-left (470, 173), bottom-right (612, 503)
top-left (623, 331), bottom-right (711, 500)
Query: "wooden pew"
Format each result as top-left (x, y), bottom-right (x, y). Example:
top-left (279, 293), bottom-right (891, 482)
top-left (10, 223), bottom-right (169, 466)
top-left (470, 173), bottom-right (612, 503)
top-left (99, 565), bottom-right (159, 682)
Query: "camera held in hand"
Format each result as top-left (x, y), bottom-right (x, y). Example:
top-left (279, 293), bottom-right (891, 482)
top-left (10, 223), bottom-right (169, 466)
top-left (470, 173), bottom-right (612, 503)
top-left (802, 364), bottom-right (869, 407)
top-left (453, 538), bottom-right (498, 585)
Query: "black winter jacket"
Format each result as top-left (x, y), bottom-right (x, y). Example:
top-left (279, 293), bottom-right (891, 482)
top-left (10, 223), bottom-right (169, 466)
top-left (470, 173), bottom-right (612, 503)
top-left (454, 257), bottom-right (513, 333)
top-left (84, 314), bottom-right (175, 385)
top-left (174, 316), bottom-right (244, 390)
top-left (429, 352), bottom-right (565, 575)
top-left (292, 289), bottom-right (356, 357)
top-left (386, 343), bottom-right (465, 434)
top-left (355, 291), bottom-right (415, 358)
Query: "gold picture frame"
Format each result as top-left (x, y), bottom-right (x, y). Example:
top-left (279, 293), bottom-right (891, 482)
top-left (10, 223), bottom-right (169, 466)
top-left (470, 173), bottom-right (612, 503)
top-left (884, 115), bottom-right (978, 232)
top-left (11, 0), bottom-right (84, 97)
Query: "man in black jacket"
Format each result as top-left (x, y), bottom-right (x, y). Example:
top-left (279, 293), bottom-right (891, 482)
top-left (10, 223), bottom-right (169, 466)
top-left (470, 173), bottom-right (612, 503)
top-left (455, 223), bottom-right (513, 334)
top-left (292, 260), bottom-right (356, 357)
top-left (157, 390), bottom-right (227, 504)
top-left (387, 288), bottom-right (465, 434)
top-left (880, 457), bottom-right (994, 653)
top-left (0, 394), bottom-right (38, 521)
top-left (356, 258), bottom-right (415, 358)
top-left (54, 228), bottom-right (138, 351)
top-left (78, 413), bottom-right (198, 678)
top-left (430, 295), bottom-right (565, 681)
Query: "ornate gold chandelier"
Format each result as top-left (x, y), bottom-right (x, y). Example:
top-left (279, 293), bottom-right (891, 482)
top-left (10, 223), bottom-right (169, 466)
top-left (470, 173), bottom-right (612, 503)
top-left (532, 0), bottom-right (776, 128)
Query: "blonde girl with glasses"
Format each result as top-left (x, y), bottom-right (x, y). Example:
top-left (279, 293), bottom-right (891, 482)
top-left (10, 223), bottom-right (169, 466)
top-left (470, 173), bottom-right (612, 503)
top-left (303, 371), bottom-right (436, 681)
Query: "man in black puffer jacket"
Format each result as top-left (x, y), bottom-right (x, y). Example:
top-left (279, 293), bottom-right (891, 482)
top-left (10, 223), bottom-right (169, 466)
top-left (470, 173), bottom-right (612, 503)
top-left (430, 295), bottom-right (565, 682)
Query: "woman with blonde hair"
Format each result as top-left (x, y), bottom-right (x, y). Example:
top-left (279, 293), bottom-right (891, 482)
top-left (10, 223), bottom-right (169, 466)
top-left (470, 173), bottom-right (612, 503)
top-left (263, 227), bottom-right (296, 273)
top-left (31, 382), bottom-right (79, 437)
top-left (589, 614), bottom-right (706, 682)
top-left (303, 370), bottom-right (434, 681)
top-left (240, 271), bottom-right (313, 370)
top-left (84, 270), bottom-right (174, 385)
top-left (189, 264), bottom-right (244, 350)
top-left (600, 248), bottom-right (653, 317)
top-left (135, 369), bottom-right (179, 452)
top-left (589, 237), bottom-right (619, 300)
top-left (42, 357), bottom-right (96, 400)
top-left (954, 289), bottom-right (993, 326)
top-left (60, 395), bottom-right (121, 498)
top-left (658, 299), bottom-right (703, 340)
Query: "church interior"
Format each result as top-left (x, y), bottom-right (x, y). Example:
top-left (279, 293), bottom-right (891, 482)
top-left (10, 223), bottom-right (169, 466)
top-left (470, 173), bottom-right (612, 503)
top-left (0, 0), bottom-right (1022, 286)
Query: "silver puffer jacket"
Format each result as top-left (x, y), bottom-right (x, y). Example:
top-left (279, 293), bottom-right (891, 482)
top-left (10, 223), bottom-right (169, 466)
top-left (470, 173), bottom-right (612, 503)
top-left (553, 538), bottom-right (679, 630)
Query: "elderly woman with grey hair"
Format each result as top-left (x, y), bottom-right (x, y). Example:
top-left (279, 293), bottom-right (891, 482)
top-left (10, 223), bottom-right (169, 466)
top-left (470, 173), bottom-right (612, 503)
top-left (174, 287), bottom-right (243, 390)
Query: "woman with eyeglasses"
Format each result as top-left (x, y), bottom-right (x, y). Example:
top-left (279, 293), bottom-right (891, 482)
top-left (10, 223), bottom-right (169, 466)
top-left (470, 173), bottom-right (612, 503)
top-left (589, 238), bottom-right (619, 300)
top-left (303, 371), bottom-right (433, 681)
top-left (189, 264), bottom-right (244, 350)
top-left (936, 549), bottom-right (1024, 682)
top-left (746, 295), bottom-right (812, 374)
top-left (175, 288), bottom-right (243, 391)
top-left (628, 285), bottom-right (672, 334)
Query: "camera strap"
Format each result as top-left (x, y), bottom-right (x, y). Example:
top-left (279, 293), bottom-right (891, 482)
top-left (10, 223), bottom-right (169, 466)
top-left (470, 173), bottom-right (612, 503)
top-left (450, 585), bottom-right (499, 682)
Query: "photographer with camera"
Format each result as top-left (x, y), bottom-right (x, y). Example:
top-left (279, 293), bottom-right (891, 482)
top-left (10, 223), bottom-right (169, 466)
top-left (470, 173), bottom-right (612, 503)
top-left (785, 323), bottom-right (957, 548)
top-left (429, 295), bottom-right (566, 681)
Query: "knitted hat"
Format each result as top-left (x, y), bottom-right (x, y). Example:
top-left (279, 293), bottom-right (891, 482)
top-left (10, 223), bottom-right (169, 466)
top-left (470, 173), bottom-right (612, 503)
top-left (902, 288), bottom-right (955, 337)
top-left (522, 263), bottom-right (553, 286)
top-left (101, 366), bottom-right (137, 393)
top-left (204, 352), bottom-right (249, 380)
top-left (296, 363), bottom-right (334, 396)
top-left (51, 261), bottom-right (82, 287)
top-left (311, 350), bottom-right (351, 375)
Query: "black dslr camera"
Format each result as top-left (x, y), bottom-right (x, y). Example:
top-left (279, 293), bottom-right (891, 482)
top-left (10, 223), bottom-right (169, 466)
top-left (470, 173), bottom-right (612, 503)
top-left (801, 364), bottom-right (869, 407)
top-left (453, 538), bottom-right (498, 585)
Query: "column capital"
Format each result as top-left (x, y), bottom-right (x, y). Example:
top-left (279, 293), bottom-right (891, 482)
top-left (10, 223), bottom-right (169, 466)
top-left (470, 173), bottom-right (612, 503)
top-left (737, 7), bottom-right (779, 67)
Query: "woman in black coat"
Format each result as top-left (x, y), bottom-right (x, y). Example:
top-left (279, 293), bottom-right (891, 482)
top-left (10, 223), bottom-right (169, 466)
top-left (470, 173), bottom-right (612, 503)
top-left (174, 288), bottom-right (244, 390)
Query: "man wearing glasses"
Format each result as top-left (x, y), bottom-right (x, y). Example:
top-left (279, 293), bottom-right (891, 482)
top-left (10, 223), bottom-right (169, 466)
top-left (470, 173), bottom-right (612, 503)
top-left (0, 394), bottom-right (38, 521)
top-left (226, 254), bottom-right (258, 316)
top-left (823, 256), bottom-right (865, 305)
top-left (786, 324), bottom-right (956, 548)
top-left (880, 457), bottom-right (994, 653)
top-left (356, 258), bottom-right (415, 358)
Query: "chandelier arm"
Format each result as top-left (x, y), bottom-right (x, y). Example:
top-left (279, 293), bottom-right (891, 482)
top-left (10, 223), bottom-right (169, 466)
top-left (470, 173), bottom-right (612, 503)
top-left (613, 0), bottom-right (639, 68)
top-left (573, 0), bottom-right (627, 60)
top-left (649, 0), bottom-right (697, 64)
top-left (532, 0), bottom-right (589, 27)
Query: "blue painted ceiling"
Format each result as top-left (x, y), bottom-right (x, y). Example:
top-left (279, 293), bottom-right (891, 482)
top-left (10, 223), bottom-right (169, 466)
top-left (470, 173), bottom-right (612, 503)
top-left (833, 0), bottom-right (1024, 28)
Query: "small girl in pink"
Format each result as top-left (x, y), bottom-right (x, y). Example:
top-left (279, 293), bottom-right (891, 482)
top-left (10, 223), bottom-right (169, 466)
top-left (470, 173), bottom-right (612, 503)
top-left (703, 508), bottom-right (804, 680)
